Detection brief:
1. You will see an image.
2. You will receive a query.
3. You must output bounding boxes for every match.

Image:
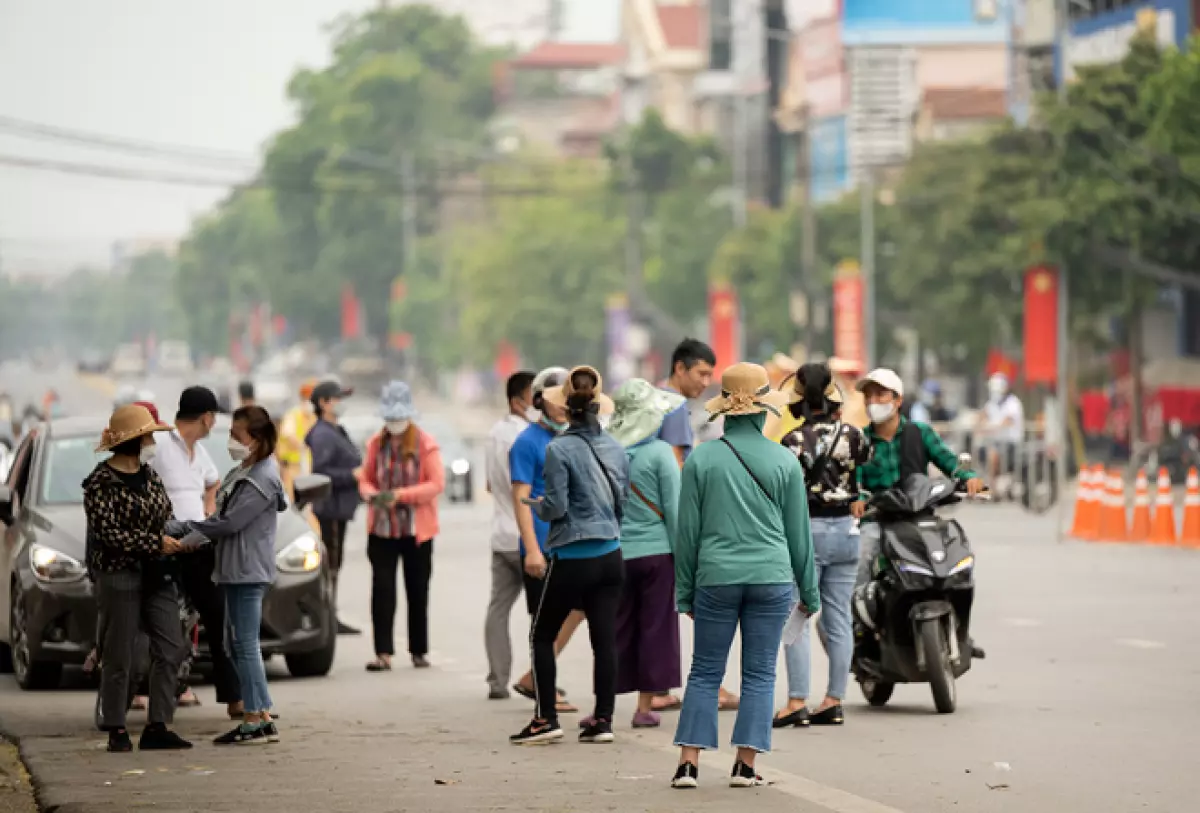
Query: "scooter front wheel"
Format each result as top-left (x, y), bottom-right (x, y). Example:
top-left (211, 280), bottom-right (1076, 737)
top-left (861, 679), bottom-right (895, 707)
top-left (918, 620), bottom-right (957, 714)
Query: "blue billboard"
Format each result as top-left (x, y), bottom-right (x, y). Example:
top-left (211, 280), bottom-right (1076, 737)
top-left (810, 116), bottom-right (850, 204)
top-left (1059, 0), bottom-right (1191, 84)
top-left (843, 0), bottom-right (1009, 45)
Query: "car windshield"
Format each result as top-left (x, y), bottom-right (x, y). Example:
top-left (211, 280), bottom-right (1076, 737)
top-left (41, 436), bottom-right (109, 505)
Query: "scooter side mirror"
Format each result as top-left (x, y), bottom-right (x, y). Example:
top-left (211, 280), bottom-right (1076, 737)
top-left (955, 452), bottom-right (973, 474)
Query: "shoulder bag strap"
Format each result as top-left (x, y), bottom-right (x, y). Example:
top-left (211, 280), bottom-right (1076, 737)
top-left (805, 420), bottom-right (843, 486)
top-left (577, 435), bottom-right (624, 519)
top-left (720, 438), bottom-right (777, 510)
top-left (629, 482), bottom-right (664, 519)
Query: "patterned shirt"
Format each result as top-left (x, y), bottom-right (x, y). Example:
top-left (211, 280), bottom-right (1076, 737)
top-left (780, 412), bottom-right (870, 515)
top-left (856, 418), bottom-right (971, 495)
top-left (83, 462), bottom-right (173, 575)
top-left (371, 433), bottom-right (419, 539)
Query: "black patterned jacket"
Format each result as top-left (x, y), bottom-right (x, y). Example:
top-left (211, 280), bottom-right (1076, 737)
top-left (82, 462), bottom-right (172, 575)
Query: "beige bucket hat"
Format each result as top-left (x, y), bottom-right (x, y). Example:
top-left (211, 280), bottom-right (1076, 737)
top-left (96, 403), bottom-right (172, 453)
top-left (704, 362), bottom-right (787, 420)
top-left (542, 365), bottom-right (615, 416)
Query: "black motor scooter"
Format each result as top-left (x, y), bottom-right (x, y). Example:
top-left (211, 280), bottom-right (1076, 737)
top-left (851, 455), bottom-right (986, 714)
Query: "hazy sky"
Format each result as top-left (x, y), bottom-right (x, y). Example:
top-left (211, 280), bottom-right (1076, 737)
top-left (0, 0), bottom-right (619, 275)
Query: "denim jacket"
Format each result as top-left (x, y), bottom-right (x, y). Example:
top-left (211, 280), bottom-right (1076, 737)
top-left (533, 419), bottom-right (630, 551)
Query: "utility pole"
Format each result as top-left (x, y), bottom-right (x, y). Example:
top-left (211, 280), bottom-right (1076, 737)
top-left (1054, 0), bottom-right (1071, 536)
top-left (400, 149), bottom-right (417, 276)
top-left (861, 171), bottom-right (876, 371)
top-left (797, 105), bottom-right (816, 354)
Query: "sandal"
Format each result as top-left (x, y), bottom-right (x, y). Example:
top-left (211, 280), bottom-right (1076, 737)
top-left (512, 683), bottom-right (567, 701)
top-left (366, 658), bottom-right (392, 672)
top-left (651, 694), bottom-right (682, 711)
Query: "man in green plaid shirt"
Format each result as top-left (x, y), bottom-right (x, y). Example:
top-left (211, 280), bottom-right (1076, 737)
top-left (850, 369), bottom-right (983, 586)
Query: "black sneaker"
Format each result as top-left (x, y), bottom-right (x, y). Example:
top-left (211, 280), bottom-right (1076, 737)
top-left (336, 619), bottom-right (361, 636)
top-left (262, 722), bottom-right (280, 743)
top-left (213, 723), bottom-right (269, 746)
top-left (730, 760), bottom-right (765, 788)
top-left (578, 718), bottom-right (614, 744)
top-left (139, 724), bottom-right (193, 750)
top-left (509, 719), bottom-right (564, 746)
top-left (671, 762), bottom-right (699, 789)
top-left (107, 729), bottom-right (133, 753)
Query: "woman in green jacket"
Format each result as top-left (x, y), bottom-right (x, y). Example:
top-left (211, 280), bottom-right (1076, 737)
top-left (670, 363), bottom-right (819, 791)
top-left (607, 379), bottom-right (685, 729)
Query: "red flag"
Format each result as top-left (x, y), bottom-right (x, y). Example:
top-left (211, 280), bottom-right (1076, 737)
top-left (494, 341), bottom-right (519, 381)
top-left (341, 284), bottom-right (360, 339)
top-left (708, 282), bottom-right (740, 378)
top-left (1023, 266), bottom-right (1059, 384)
top-left (272, 315), bottom-right (287, 337)
top-left (986, 348), bottom-right (1019, 382)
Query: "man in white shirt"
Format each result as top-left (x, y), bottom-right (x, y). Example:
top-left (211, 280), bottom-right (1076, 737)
top-left (981, 373), bottom-right (1025, 481)
top-left (152, 386), bottom-right (241, 716)
top-left (483, 371), bottom-right (537, 700)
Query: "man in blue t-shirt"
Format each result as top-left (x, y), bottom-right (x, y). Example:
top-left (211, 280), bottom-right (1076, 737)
top-left (508, 366), bottom-right (580, 711)
top-left (655, 339), bottom-right (740, 711)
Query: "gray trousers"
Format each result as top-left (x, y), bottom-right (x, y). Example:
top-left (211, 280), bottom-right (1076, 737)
top-left (97, 570), bottom-right (186, 729)
top-left (855, 522), bottom-right (883, 587)
top-left (484, 550), bottom-right (524, 693)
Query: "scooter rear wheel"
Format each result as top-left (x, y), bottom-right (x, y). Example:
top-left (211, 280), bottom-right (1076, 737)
top-left (918, 620), bottom-right (957, 714)
top-left (861, 679), bottom-right (894, 707)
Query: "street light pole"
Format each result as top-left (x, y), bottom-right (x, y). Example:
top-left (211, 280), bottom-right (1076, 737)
top-left (1054, 0), bottom-right (1071, 538)
top-left (861, 171), bottom-right (876, 371)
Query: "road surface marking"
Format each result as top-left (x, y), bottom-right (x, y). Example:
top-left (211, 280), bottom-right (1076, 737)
top-left (1115, 638), bottom-right (1166, 650)
top-left (651, 741), bottom-right (906, 813)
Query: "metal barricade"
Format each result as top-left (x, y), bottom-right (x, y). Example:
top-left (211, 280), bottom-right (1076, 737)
top-left (932, 421), bottom-right (1061, 513)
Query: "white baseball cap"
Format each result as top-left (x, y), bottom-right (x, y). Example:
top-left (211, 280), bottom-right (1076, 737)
top-left (855, 368), bottom-right (905, 398)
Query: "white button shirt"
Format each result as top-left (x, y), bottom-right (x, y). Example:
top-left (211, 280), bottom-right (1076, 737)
top-left (152, 429), bottom-right (220, 521)
top-left (485, 414), bottom-right (529, 553)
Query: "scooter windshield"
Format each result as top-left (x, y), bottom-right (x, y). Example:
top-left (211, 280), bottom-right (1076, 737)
top-left (871, 474), bottom-right (960, 516)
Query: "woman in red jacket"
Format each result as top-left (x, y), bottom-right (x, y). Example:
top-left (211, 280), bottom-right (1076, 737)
top-left (357, 382), bottom-right (445, 671)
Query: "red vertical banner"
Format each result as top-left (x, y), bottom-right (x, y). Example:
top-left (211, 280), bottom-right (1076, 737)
top-left (708, 282), bottom-right (740, 378)
top-left (1023, 266), bottom-right (1059, 384)
top-left (341, 284), bottom-right (360, 340)
top-left (388, 277), bottom-right (407, 351)
top-left (494, 341), bottom-right (519, 382)
top-left (272, 315), bottom-right (287, 337)
top-left (248, 305), bottom-right (264, 348)
top-left (832, 260), bottom-right (864, 374)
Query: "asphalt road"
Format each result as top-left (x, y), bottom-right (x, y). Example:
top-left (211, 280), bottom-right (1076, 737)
top-left (1, 368), bottom-right (1198, 811)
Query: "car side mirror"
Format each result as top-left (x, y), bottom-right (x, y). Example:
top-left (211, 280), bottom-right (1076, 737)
top-left (292, 473), bottom-right (331, 510)
top-left (0, 484), bottom-right (13, 525)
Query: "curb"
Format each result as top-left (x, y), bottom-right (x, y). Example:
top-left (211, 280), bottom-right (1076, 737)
top-left (0, 732), bottom-right (40, 813)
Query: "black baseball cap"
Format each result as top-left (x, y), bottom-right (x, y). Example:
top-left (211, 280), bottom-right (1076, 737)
top-left (311, 379), bottom-right (354, 404)
top-left (177, 386), bottom-right (220, 419)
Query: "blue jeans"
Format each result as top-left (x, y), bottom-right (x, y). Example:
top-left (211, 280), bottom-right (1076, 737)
top-left (784, 516), bottom-right (859, 701)
top-left (223, 583), bottom-right (272, 714)
top-left (674, 583), bottom-right (792, 753)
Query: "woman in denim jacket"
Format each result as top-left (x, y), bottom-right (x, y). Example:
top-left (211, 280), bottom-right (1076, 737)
top-left (509, 366), bottom-right (629, 747)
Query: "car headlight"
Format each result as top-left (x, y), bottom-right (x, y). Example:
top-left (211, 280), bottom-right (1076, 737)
top-left (948, 555), bottom-right (975, 575)
top-left (30, 543), bottom-right (87, 583)
top-left (450, 459), bottom-right (470, 476)
top-left (276, 534), bottom-right (322, 573)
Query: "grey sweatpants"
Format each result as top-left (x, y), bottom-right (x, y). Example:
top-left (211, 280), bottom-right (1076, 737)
top-left (96, 570), bottom-right (186, 729)
top-left (484, 550), bottom-right (525, 693)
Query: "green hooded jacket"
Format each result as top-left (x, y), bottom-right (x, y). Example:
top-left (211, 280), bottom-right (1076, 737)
top-left (674, 413), bottom-right (819, 614)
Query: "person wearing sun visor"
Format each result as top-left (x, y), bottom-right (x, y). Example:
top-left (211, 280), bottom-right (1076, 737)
top-left (851, 368), bottom-right (983, 587)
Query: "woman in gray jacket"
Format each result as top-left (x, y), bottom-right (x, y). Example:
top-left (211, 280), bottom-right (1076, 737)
top-left (169, 406), bottom-right (286, 746)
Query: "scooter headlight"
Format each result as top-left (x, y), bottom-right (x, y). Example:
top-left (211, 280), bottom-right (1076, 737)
top-left (896, 562), bottom-right (936, 577)
top-left (948, 555), bottom-right (975, 575)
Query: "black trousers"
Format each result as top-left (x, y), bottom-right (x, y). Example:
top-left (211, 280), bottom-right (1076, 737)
top-left (318, 518), bottom-right (349, 573)
top-left (531, 549), bottom-right (623, 725)
top-left (178, 547), bottom-right (240, 705)
top-left (367, 535), bottom-right (433, 657)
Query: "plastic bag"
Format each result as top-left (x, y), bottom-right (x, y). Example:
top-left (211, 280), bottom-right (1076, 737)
top-left (782, 603), bottom-right (808, 646)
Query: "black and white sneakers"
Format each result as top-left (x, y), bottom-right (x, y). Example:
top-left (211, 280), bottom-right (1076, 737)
top-left (671, 762), bottom-right (699, 789)
top-left (730, 760), bottom-right (766, 788)
top-left (577, 718), bottom-right (614, 744)
top-left (509, 719), bottom-right (565, 746)
top-left (213, 723), bottom-right (269, 746)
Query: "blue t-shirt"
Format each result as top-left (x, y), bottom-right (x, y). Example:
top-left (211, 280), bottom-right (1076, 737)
top-left (553, 539), bottom-right (621, 560)
top-left (509, 422), bottom-right (556, 555)
top-left (657, 388), bottom-right (694, 460)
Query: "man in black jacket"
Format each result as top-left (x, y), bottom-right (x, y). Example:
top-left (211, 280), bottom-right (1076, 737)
top-left (306, 379), bottom-right (363, 635)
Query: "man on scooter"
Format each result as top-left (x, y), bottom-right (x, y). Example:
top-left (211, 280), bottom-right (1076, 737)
top-left (850, 369), bottom-right (985, 588)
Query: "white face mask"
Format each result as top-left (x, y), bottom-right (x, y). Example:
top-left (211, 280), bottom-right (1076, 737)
top-left (139, 443), bottom-right (157, 464)
top-left (867, 402), bottom-right (896, 424)
top-left (988, 382), bottom-right (1007, 401)
top-left (227, 438), bottom-right (251, 462)
top-left (524, 406), bottom-right (541, 423)
top-left (385, 419), bottom-right (410, 435)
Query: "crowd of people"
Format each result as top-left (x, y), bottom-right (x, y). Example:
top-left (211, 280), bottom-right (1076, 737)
top-left (77, 338), bottom-right (982, 791)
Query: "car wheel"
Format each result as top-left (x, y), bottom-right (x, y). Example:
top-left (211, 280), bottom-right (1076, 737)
top-left (284, 614), bottom-right (337, 678)
top-left (10, 578), bottom-right (62, 690)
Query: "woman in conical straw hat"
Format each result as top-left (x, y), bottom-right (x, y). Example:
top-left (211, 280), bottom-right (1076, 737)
top-left (670, 362), bottom-right (819, 789)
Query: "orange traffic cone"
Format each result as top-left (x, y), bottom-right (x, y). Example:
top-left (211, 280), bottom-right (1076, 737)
top-left (1070, 465), bottom-right (1101, 540)
top-left (1182, 467), bottom-right (1200, 548)
top-left (1149, 467), bottom-right (1178, 546)
top-left (1130, 468), bottom-right (1151, 542)
top-left (1098, 469), bottom-right (1128, 542)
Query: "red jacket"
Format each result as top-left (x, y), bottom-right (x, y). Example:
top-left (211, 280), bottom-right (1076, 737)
top-left (356, 428), bottom-right (444, 543)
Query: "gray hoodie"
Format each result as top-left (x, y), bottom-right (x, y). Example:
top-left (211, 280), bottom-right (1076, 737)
top-left (168, 457), bottom-right (286, 585)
